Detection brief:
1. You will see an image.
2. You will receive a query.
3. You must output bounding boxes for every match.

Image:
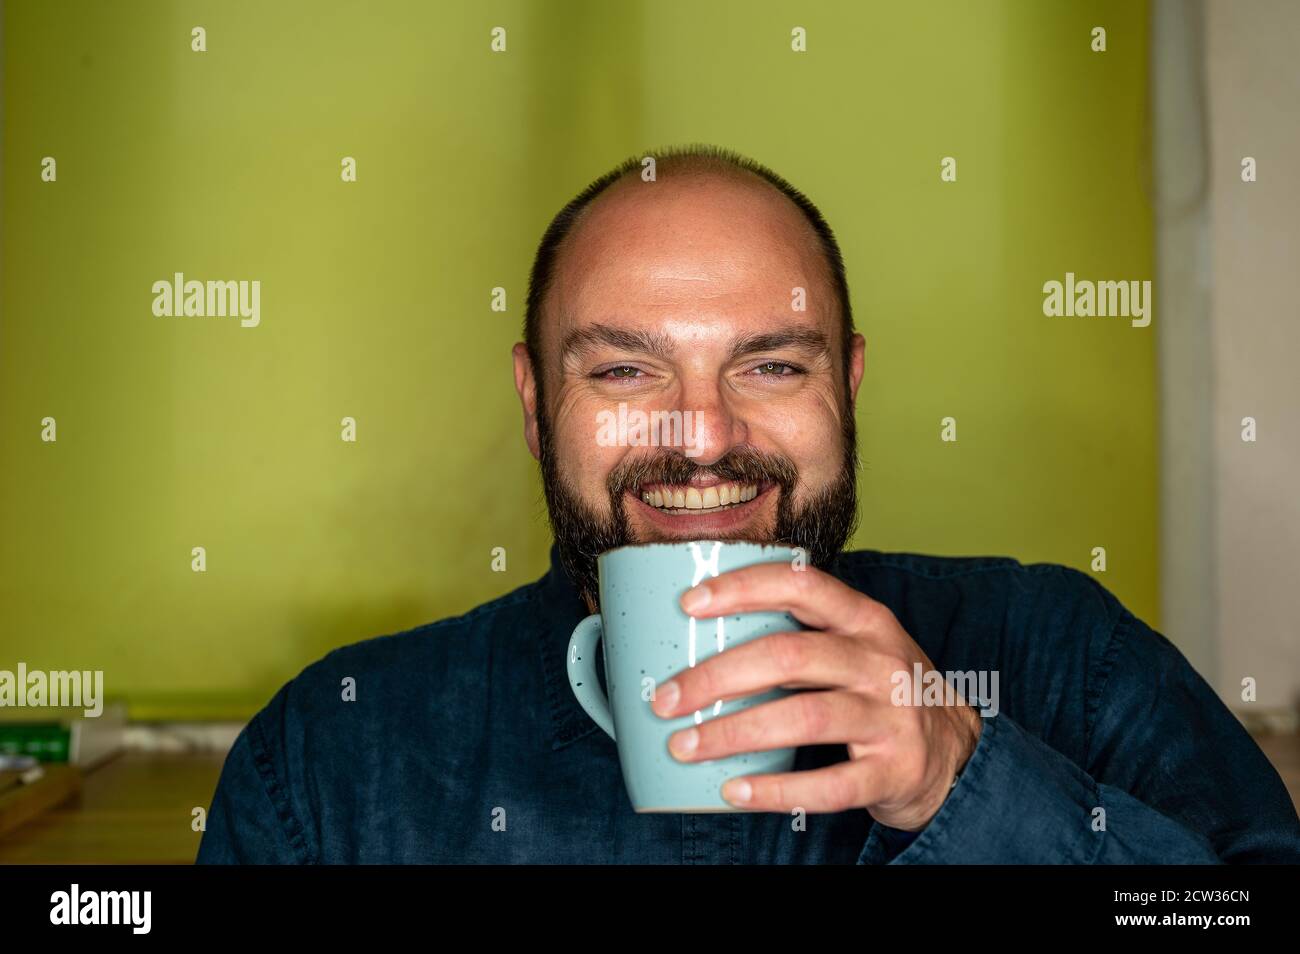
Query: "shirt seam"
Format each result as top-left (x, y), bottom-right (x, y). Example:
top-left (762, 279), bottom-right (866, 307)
top-left (246, 711), bottom-right (313, 864)
top-left (386, 589), bottom-right (534, 639)
top-left (1084, 607), bottom-right (1132, 766)
top-left (835, 552), bottom-right (1080, 583)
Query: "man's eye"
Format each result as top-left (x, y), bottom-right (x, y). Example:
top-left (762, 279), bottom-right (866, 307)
top-left (599, 366), bottom-right (643, 379)
top-left (751, 361), bottom-right (799, 375)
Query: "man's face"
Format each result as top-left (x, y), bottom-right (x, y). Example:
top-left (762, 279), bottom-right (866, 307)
top-left (514, 171), bottom-right (866, 607)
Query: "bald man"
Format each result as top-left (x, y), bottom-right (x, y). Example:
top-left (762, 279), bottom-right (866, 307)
top-left (198, 146), bottom-right (1300, 864)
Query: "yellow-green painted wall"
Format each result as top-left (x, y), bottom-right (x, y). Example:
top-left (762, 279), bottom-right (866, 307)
top-left (1, 1), bottom-right (1155, 720)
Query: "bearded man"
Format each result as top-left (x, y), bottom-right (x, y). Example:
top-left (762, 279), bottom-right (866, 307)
top-left (199, 147), bottom-right (1300, 864)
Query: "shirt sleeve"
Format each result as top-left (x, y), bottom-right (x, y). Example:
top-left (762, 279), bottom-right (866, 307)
top-left (857, 608), bottom-right (1300, 865)
top-left (196, 699), bottom-right (311, 864)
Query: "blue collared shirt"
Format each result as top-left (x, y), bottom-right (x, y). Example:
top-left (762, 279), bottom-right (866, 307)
top-left (197, 546), bottom-right (1300, 864)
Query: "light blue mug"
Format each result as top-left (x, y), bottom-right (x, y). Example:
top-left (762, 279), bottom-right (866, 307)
top-left (567, 540), bottom-right (801, 812)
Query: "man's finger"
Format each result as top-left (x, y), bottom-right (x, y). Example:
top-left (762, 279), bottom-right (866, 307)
top-left (679, 561), bottom-right (893, 635)
top-left (666, 689), bottom-right (877, 762)
top-left (720, 760), bottom-right (881, 814)
top-left (651, 630), bottom-right (869, 718)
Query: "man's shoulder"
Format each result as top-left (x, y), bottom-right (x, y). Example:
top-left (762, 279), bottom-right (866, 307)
top-left (202, 578), bottom-right (554, 863)
top-left (835, 549), bottom-right (1164, 751)
top-left (248, 578), bottom-right (545, 736)
top-left (314, 578), bottom-right (540, 669)
top-left (835, 547), bottom-right (1115, 602)
top-left (833, 548), bottom-right (1128, 654)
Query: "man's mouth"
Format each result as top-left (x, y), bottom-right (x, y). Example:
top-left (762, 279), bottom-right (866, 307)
top-left (635, 480), bottom-right (763, 514)
top-left (623, 478), bottom-right (780, 542)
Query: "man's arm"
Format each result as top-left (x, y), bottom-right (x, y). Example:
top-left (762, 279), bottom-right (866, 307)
top-left (861, 608), bottom-right (1300, 864)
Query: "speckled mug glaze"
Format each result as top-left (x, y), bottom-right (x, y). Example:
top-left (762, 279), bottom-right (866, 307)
top-left (567, 540), bottom-right (800, 812)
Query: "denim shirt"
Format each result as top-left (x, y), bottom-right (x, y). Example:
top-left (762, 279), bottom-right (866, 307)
top-left (197, 546), bottom-right (1300, 864)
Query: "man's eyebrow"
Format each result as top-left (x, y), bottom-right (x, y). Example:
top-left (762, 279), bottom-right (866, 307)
top-left (728, 329), bottom-right (830, 361)
top-left (559, 323), bottom-right (677, 362)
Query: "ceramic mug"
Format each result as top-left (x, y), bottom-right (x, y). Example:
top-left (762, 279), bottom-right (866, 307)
top-left (566, 540), bottom-right (801, 812)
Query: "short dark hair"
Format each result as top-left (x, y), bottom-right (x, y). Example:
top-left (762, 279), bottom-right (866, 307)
top-left (523, 144), bottom-right (855, 397)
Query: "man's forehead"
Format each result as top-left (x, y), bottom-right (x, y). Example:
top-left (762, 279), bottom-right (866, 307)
top-left (541, 170), bottom-right (837, 352)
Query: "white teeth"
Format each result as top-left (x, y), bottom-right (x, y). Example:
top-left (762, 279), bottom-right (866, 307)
top-left (639, 481), bottom-right (763, 512)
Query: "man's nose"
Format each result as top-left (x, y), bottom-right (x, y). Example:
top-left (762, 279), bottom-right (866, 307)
top-left (673, 379), bottom-right (746, 465)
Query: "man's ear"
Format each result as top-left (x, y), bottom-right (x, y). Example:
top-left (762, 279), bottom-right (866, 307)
top-left (512, 342), bottom-right (541, 461)
top-left (848, 333), bottom-right (866, 406)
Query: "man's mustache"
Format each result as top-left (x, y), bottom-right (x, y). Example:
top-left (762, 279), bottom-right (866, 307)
top-left (605, 448), bottom-right (799, 499)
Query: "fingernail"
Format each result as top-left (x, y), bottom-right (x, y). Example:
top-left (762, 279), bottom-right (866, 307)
top-left (653, 679), bottom-right (679, 715)
top-left (722, 779), bottom-right (752, 805)
top-left (681, 585), bottom-right (711, 615)
top-left (669, 728), bottom-right (698, 759)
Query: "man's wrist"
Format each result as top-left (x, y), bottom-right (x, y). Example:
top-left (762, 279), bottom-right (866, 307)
top-left (900, 704), bottom-right (985, 832)
top-left (955, 701), bottom-right (984, 775)
top-left (933, 704), bottom-right (983, 817)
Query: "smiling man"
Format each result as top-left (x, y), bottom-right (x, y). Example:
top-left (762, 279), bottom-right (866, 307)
top-left (198, 145), bottom-right (1300, 864)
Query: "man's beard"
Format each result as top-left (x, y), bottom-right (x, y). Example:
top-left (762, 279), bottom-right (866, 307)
top-left (537, 405), bottom-right (860, 609)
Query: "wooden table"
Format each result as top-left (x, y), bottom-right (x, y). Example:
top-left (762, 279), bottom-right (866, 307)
top-left (0, 752), bottom-right (223, 864)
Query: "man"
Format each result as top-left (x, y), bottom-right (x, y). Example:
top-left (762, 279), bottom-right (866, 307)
top-left (198, 146), bottom-right (1300, 863)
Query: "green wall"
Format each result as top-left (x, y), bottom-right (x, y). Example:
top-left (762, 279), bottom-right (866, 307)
top-left (1, 1), bottom-right (1156, 720)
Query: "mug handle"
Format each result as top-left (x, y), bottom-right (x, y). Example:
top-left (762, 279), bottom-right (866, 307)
top-left (567, 614), bottom-right (616, 740)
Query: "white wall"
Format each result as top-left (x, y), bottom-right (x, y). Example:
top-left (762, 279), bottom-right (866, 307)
top-left (1156, 0), bottom-right (1300, 721)
top-left (1205, 0), bottom-right (1300, 716)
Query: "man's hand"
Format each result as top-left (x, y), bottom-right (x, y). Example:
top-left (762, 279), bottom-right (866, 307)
top-left (650, 562), bottom-right (984, 831)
